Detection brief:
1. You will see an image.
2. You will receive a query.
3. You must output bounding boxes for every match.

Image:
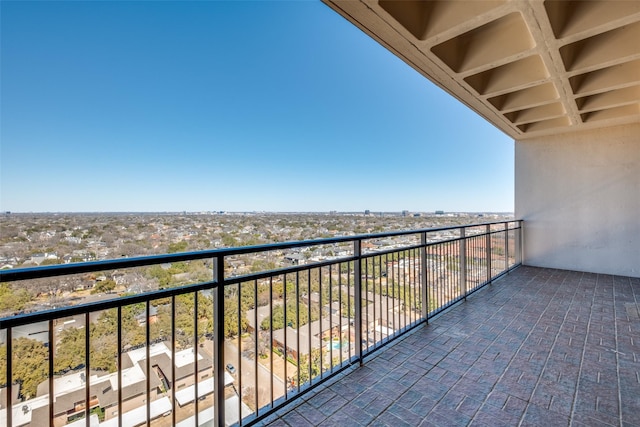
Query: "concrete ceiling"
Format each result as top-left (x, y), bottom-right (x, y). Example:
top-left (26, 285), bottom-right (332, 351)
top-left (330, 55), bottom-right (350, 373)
top-left (322, 0), bottom-right (640, 140)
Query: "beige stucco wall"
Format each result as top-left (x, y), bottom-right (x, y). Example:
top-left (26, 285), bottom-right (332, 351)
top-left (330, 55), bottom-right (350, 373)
top-left (515, 123), bottom-right (640, 277)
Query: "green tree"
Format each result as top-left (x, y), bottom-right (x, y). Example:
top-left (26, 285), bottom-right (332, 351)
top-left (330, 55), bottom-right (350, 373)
top-left (0, 283), bottom-right (32, 312)
top-left (0, 345), bottom-right (6, 386)
top-left (168, 241), bottom-right (188, 253)
top-left (167, 262), bottom-right (189, 274)
top-left (297, 348), bottom-right (322, 385)
top-left (92, 279), bottom-right (116, 294)
top-left (221, 233), bottom-right (239, 247)
top-left (147, 265), bottom-right (172, 288)
top-left (340, 291), bottom-right (355, 318)
top-left (261, 303), bottom-right (309, 330)
top-left (224, 297), bottom-right (248, 338)
top-left (10, 337), bottom-right (49, 399)
top-left (170, 293), bottom-right (215, 347)
top-left (250, 260), bottom-right (277, 273)
top-left (54, 327), bottom-right (86, 372)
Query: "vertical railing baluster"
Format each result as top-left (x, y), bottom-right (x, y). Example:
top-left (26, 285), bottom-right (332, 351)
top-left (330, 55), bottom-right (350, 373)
top-left (146, 300), bottom-right (150, 427)
top-left (453, 242), bottom-right (457, 302)
top-left (400, 252), bottom-right (404, 331)
top-left (446, 242), bottom-right (451, 306)
top-left (194, 291), bottom-right (199, 427)
top-left (84, 312), bottom-right (90, 427)
top-left (295, 272), bottom-right (300, 392)
top-left (6, 327), bottom-right (12, 427)
top-left (448, 242), bottom-right (452, 305)
top-left (421, 233), bottom-right (428, 321)
top-left (171, 295), bottom-right (176, 427)
top-left (306, 270), bottom-right (311, 384)
top-left (444, 242), bottom-right (448, 306)
top-left (486, 224), bottom-right (492, 283)
top-left (403, 249), bottom-right (408, 330)
top-left (378, 255), bottom-right (382, 343)
top-left (337, 265), bottom-right (343, 366)
top-left (283, 273), bottom-right (288, 394)
top-left (384, 253), bottom-right (389, 332)
top-left (353, 240), bottom-right (362, 365)
top-left (318, 267), bottom-right (322, 379)
top-left (347, 261), bottom-right (352, 360)
top-left (460, 228), bottom-right (467, 299)
top-left (268, 276), bottom-right (274, 406)
top-left (505, 222), bottom-right (510, 270)
top-left (237, 282), bottom-right (242, 425)
top-left (446, 243), bottom-right (450, 304)
top-left (213, 256), bottom-right (225, 427)
top-left (253, 280), bottom-right (259, 412)
top-left (476, 234), bottom-right (480, 287)
top-left (393, 253), bottom-right (397, 332)
top-left (398, 251), bottom-right (403, 331)
top-left (476, 236), bottom-right (479, 285)
top-left (436, 242), bottom-right (440, 310)
top-left (117, 306), bottom-right (122, 427)
top-left (366, 257), bottom-right (373, 349)
top-left (48, 320), bottom-right (54, 427)
top-left (469, 236), bottom-right (478, 289)
top-left (437, 242), bottom-right (441, 310)
top-left (329, 265), bottom-right (333, 371)
top-left (411, 249), bottom-right (420, 323)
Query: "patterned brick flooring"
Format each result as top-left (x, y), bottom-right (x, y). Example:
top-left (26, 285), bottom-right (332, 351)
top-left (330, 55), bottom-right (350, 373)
top-left (259, 266), bottom-right (640, 426)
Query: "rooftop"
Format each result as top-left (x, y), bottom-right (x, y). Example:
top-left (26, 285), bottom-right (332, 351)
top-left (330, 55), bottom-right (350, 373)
top-left (262, 266), bottom-right (640, 426)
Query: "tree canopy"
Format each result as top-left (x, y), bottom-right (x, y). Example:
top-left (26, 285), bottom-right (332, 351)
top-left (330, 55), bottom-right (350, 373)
top-left (0, 283), bottom-right (31, 313)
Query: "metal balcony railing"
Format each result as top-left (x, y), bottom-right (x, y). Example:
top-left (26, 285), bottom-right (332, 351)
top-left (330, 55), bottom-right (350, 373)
top-left (0, 220), bottom-right (521, 427)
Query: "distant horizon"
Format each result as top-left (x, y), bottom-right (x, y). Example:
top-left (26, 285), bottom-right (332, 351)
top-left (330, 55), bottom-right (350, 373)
top-left (3, 210), bottom-right (514, 215)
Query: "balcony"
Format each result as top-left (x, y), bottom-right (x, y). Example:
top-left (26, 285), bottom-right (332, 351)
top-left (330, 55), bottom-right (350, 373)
top-left (1, 221), bottom-right (521, 426)
top-left (2, 2), bottom-right (637, 426)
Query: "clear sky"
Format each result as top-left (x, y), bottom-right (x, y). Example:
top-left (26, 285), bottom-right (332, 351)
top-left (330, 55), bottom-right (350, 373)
top-left (1, 1), bottom-right (514, 213)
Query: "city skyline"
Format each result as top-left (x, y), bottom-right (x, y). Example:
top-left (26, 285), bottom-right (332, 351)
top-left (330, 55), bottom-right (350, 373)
top-left (1, 1), bottom-right (514, 214)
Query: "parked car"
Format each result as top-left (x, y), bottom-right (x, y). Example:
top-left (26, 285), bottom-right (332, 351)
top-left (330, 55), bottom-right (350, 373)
top-left (226, 363), bottom-right (236, 375)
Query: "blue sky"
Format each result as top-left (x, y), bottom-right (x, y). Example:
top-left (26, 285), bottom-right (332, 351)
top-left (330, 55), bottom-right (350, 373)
top-left (1, 1), bottom-right (514, 213)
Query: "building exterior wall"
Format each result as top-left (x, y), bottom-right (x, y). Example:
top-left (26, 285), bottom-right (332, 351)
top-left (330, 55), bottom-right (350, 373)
top-left (515, 123), bottom-right (640, 277)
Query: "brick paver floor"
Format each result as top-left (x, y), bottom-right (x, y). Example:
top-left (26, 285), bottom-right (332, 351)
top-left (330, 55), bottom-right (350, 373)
top-left (259, 266), bottom-right (640, 426)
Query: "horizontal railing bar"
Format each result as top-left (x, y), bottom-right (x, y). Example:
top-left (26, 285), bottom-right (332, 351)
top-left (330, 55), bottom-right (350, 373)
top-left (229, 225), bottom-right (520, 282)
top-left (0, 251), bottom-right (217, 282)
top-left (224, 256), bottom-right (359, 285)
top-left (0, 220), bottom-right (519, 283)
top-left (361, 243), bottom-right (424, 258)
top-left (0, 278), bottom-right (219, 329)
